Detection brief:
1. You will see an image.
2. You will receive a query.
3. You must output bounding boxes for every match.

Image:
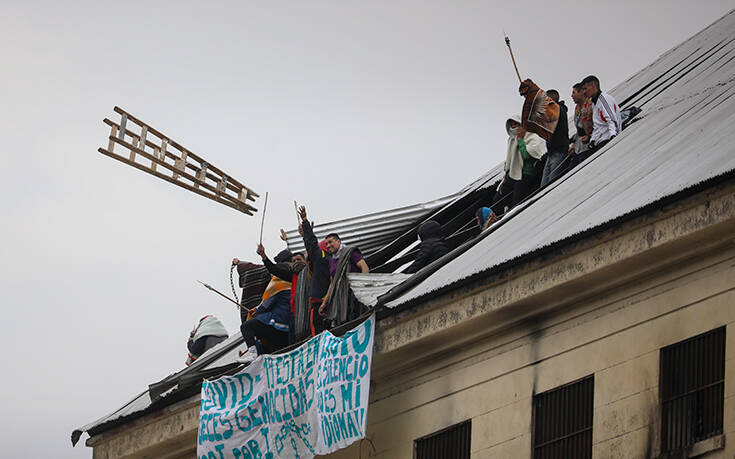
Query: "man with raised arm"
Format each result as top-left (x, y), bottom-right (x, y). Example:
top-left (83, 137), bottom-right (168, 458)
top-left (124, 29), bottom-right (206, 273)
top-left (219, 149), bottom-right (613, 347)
top-left (297, 205), bottom-right (331, 335)
top-left (238, 246), bottom-right (304, 362)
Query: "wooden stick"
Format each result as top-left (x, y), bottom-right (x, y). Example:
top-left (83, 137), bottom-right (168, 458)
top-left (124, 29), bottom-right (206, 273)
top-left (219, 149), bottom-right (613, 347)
top-left (259, 192), bottom-right (269, 244)
top-left (504, 34), bottom-right (522, 83)
top-left (294, 200), bottom-right (301, 224)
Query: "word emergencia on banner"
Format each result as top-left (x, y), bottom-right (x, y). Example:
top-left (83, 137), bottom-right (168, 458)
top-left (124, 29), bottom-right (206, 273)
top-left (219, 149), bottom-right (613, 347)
top-left (198, 314), bottom-right (375, 459)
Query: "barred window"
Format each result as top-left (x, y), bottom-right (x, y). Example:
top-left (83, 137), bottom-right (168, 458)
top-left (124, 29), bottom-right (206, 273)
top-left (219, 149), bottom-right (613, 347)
top-left (660, 327), bottom-right (726, 453)
top-left (533, 375), bottom-right (594, 459)
top-left (415, 420), bottom-right (471, 459)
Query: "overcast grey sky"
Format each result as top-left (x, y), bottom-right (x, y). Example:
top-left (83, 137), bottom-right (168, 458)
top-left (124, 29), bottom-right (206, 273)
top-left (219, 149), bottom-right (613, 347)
top-left (1, 1), bottom-right (733, 457)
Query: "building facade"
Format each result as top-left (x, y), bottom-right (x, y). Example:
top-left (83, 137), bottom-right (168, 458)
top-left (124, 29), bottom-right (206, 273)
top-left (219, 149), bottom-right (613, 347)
top-left (331, 179), bottom-right (735, 458)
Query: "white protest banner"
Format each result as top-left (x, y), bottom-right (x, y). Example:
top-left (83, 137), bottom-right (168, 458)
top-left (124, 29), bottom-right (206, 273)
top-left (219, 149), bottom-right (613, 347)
top-left (197, 314), bottom-right (375, 459)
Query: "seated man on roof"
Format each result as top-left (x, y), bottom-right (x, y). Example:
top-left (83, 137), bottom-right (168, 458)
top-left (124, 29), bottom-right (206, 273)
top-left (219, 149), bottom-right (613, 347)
top-left (185, 315), bottom-right (228, 366)
top-left (239, 246), bottom-right (305, 363)
top-left (403, 220), bottom-right (449, 274)
top-left (582, 75), bottom-right (621, 153)
top-left (476, 207), bottom-right (498, 231)
top-left (493, 115), bottom-right (547, 211)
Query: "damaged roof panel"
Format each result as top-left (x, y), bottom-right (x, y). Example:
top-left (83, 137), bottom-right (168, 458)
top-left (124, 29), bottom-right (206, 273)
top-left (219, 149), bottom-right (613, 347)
top-left (349, 273), bottom-right (412, 307)
top-left (283, 194), bottom-right (459, 256)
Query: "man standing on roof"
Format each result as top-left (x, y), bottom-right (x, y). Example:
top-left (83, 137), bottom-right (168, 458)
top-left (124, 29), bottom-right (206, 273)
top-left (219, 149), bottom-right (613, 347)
top-left (185, 315), bottom-right (228, 366)
top-left (582, 75), bottom-right (622, 154)
top-left (493, 115), bottom-right (547, 211)
top-left (568, 82), bottom-right (594, 170)
top-left (319, 233), bottom-right (369, 325)
top-left (297, 206), bottom-right (331, 335)
top-left (324, 233), bottom-right (370, 277)
top-left (540, 89), bottom-right (570, 187)
top-left (404, 220), bottom-right (449, 274)
top-left (239, 247), bottom-right (304, 363)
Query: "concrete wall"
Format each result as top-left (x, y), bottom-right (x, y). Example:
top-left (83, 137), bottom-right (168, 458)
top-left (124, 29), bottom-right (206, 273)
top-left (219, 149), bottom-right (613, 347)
top-left (327, 247), bottom-right (734, 458)
top-left (88, 397), bottom-right (199, 459)
top-left (326, 183), bottom-right (735, 459)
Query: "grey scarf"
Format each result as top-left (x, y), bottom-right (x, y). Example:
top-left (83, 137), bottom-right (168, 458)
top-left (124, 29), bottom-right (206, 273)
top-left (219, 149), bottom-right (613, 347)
top-left (322, 246), bottom-right (355, 325)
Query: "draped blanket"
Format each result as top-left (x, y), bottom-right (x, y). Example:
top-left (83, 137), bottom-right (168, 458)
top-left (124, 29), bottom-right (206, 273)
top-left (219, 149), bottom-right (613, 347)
top-left (237, 263), bottom-right (270, 310)
top-left (520, 78), bottom-right (560, 141)
top-left (293, 269), bottom-right (312, 341)
top-left (322, 247), bottom-right (356, 325)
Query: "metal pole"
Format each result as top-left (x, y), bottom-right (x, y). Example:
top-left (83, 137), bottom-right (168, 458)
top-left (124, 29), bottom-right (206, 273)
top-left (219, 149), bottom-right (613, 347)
top-left (197, 280), bottom-right (253, 312)
top-left (259, 192), bottom-right (269, 245)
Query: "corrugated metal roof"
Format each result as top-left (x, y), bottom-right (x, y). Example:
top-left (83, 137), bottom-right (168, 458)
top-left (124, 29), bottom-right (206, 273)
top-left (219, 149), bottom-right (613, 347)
top-left (365, 164), bottom-right (504, 269)
top-left (348, 273), bottom-right (412, 307)
top-left (283, 161), bottom-right (507, 263)
top-left (284, 193), bottom-right (459, 256)
top-left (382, 9), bottom-right (735, 309)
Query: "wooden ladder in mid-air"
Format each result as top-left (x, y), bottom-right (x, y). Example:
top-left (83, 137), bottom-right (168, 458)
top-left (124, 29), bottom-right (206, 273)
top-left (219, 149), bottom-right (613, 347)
top-left (98, 106), bottom-right (259, 215)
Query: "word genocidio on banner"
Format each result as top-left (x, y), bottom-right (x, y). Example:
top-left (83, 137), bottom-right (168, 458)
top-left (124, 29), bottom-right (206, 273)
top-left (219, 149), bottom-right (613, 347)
top-left (198, 314), bottom-right (375, 459)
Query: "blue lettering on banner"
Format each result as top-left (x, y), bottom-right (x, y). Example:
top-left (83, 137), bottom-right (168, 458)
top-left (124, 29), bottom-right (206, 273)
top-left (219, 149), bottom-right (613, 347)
top-left (198, 314), bottom-right (375, 458)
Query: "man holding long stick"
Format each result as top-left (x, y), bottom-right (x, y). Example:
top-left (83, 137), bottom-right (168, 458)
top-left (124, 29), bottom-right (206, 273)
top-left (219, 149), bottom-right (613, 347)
top-left (504, 34), bottom-right (560, 143)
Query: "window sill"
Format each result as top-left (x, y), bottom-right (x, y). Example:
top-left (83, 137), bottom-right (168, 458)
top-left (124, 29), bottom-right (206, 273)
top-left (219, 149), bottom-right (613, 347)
top-left (690, 434), bottom-right (725, 457)
top-left (657, 435), bottom-right (725, 458)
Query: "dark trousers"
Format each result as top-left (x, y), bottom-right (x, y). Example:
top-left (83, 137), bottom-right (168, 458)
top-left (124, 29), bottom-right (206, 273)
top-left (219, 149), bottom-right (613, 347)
top-left (188, 335), bottom-right (227, 357)
top-left (570, 139), bottom-right (610, 170)
top-left (310, 299), bottom-right (328, 335)
top-left (240, 319), bottom-right (290, 355)
top-left (493, 173), bottom-right (538, 210)
top-left (240, 300), bottom-right (260, 324)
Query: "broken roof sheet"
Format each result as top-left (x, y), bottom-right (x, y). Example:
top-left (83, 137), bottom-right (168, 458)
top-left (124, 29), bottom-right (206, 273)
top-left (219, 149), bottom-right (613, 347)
top-left (349, 273), bottom-right (412, 307)
top-left (283, 164), bottom-right (505, 265)
top-left (283, 193), bottom-right (458, 256)
top-left (382, 9), bottom-right (735, 309)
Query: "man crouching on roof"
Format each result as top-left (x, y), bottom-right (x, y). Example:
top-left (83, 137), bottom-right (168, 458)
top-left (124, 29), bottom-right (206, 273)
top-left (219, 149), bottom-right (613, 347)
top-left (186, 315), bottom-right (228, 366)
top-left (239, 246), bottom-right (305, 363)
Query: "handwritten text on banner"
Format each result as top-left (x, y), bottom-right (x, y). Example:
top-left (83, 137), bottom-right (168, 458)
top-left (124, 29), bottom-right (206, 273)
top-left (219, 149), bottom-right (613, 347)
top-left (197, 314), bottom-right (375, 458)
